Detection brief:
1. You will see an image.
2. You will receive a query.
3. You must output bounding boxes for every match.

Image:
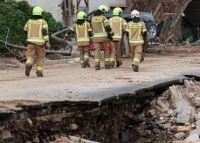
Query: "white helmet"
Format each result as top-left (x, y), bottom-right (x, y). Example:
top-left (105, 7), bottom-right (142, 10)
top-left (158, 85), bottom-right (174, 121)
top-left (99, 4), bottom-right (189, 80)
top-left (131, 10), bottom-right (140, 18)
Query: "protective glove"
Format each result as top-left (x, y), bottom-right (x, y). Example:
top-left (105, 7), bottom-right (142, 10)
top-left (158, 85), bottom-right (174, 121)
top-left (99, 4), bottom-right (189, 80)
top-left (108, 32), bottom-right (114, 41)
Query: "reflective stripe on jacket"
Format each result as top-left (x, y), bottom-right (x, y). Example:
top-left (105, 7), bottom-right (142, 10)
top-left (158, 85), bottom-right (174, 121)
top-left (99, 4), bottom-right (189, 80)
top-left (70, 21), bottom-right (92, 46)
top-left (109, 16), bottom-right (127, 41)
top-left (91, 16), bottom-right (109, 42)
top-left (125, 21), bottom-right (147, 44)
top-left (24, 19), bottom-right (49, 45)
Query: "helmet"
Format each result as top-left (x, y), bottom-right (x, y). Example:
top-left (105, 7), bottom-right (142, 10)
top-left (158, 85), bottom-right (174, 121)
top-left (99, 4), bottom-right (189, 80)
top-left (33, 6), bottom-right (43, 15)
top-left (76, 11), bottom-right (87, 19)
top-left (98, 5), bottom-right (109, 13)
top-left (131, 10), bottom-right (140, 18)
top-left (113, 7), bottom-right (123, 16)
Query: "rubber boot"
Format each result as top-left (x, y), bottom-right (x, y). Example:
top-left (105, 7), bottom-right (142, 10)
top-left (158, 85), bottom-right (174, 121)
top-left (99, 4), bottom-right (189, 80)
top-left (132, 64), bottom-right (138, 72)
top-left (116, 61), bottom-right (122, 67)
top-left (110, 61), bottom-right (115, 68)
top-left (25, 64), bottom-right (32, 76)
top-left (141, 56), bottom-right (144, 63)
top-left (82, 63), bottom-right (86, 68)
top-left (105, 64), bottom-right (111, 69)
top-left (36, 71), bottom-right (43, 77)
top-left (84, 60), bottom-right (90, 68)
top-left (95, 63), bottom-right (100, 70)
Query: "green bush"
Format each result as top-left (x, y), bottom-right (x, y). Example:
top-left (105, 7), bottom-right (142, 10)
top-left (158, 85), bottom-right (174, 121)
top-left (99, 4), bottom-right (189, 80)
top-left (0, 1), bottom-right (64, 54)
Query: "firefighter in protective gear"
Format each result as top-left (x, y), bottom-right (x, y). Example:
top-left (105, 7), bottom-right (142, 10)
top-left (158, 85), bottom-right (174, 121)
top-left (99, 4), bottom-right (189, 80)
top-left (24, 6), bottom-right (50, 77)
top-left (109, 7), bottom-right (127, 67)
top-left (64, 11), bottom-right (93, 68)
top-left (91, 5), bottom-right (113, 70)
top-left (125, 10), bottom-right (147, 72)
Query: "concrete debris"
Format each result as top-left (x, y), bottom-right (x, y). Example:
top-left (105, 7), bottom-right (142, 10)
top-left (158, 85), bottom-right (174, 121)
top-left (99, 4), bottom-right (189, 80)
top-left (2, 79), bottom-right (200, 142)
top-left (52, 79), bottom-right (200, 143)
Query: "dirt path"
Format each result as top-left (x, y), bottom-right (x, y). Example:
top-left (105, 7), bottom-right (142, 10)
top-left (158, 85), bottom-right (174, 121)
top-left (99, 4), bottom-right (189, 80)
top-left (0, 52), bottom-right (200, 109)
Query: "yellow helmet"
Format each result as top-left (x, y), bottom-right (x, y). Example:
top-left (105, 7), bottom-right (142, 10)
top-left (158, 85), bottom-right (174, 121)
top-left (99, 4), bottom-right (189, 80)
top-left (32, 6), bottom-right (43, 16)
top-left (113, 7), bottom-right (123, 16)
top-left (76, 11), bottom-right (87, 19)
top-left (98, 5), bottom-right (109, 13)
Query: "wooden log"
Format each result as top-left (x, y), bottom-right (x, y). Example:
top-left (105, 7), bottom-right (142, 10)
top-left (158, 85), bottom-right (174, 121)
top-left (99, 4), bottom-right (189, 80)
top-left (0, 39), bottom-right (71, 56)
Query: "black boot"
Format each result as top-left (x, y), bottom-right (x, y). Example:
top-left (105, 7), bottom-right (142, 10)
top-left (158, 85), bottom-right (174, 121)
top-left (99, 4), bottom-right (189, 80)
top-left (141, 56), bottom-right (144, 63)
top-left (37, 73), bottom-right (44, 77)
top-left (110, 61), bottom-right (115, 68)
top-left (36, 71), bottom-right (43, 77)
top-left (132, 64), bottom-right (138, 72)
top-left (25, 65), bottom-right (32, 76)
top-left (84, 60), bottom-right (90, 68)
top-left (105, 65), bottom-right (111, 69)
top-left (95, 65), bottom-right (100, 70)
top-left (82, 63), bottom-right (86, 68)
top-left (116, 61), bottom-right (122, 67)
top-left (95, 63), bottom-right (100, 70)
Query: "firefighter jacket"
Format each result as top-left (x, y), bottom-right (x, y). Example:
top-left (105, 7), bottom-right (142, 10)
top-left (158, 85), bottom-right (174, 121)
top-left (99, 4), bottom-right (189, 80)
top-left (109, 16), bottom-right (127, 41)
top-left (24, 19), bottom-right (49, 45)
top-left (125, 21), bottom-right (147, 45)
top-left (67, 21), bottom-right (92, 47)
top-left (91, 15), bottom-right (110, 43)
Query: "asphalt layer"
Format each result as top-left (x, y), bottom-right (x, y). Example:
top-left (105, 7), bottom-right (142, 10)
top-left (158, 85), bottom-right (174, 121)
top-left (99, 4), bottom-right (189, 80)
top-left (0, 53), bottom-right (200, 111)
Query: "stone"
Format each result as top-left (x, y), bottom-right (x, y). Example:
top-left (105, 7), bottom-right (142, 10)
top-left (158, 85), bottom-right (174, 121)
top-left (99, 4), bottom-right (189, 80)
top-left (196, 112), bottom-right (200, 120)
top-left (175, 132), bottom-right (185, 139)
top-left (71, 46), bottom-right (80, 58)
top-left (69, 123), bottom-right (78, 130)
top-left (33, 136), bottom-right (40, 143)
top-left (172, 141), bottom-right (184, 143)
top-left (196, 119), bottom-right (200, 126)
top-left (27, 118), bottom-right (33, 126)
top-left (159, 123), bottom-right (171, 129)
top-left (156, 100), bottom-right (169, 109)
top-left (177, 106), bottom-right (192, 124)
top-left (74, 114), bottom-right (83, 118)
top-left (157, 119), bottom-right (167, 124)
top-left (153, 128), bottom-right (160, 134)
top-left (2, 130), bottom-right (11, 139)
top-left (184, 134), bottom-right (199, 143)
top-left (190, 127), bottom-right (200, 135)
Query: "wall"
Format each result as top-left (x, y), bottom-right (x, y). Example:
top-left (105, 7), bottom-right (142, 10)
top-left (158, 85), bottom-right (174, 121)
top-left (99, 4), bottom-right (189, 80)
top-left (78, 0), bottom-right (126, 12)
top-left (16, 0), bottom-right (63, 23)
top-left (15, 0), bottom-right (126, 24)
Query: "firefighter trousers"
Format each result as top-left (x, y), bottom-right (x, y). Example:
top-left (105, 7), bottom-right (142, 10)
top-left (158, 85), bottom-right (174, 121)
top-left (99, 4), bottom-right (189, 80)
top-left (26, 44), bottom-right (45, 74)
top-left (110, 41), bottom-right (122, 66)
top-left (130, 43), bottom-right (143, 66)
top-left (78, 45), bottom-right (90, 66)
top-left (94, 41), bottom-right (110, 67)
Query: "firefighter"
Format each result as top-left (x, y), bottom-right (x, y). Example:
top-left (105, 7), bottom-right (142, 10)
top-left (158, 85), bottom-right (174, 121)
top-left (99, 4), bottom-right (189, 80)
top-left (91, 5), bottom-right (113, 70)
top-left (64, 11), bottom-right (93, 68)
top-left (125, 10), bottom-right (147, 72)
top-left (24, 6), bottom-right (50, 77)
top-left (109, 7), bottom-right (127, 67)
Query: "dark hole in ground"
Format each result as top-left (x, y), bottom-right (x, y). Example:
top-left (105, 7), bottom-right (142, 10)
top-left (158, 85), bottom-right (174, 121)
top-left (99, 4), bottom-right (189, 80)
top-left (0, 75), bottom-right (199, 143)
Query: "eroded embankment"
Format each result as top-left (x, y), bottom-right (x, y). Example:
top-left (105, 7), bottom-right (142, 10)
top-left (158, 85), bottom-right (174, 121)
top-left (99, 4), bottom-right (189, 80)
top-left (0, 79), bottom-right (185, 143)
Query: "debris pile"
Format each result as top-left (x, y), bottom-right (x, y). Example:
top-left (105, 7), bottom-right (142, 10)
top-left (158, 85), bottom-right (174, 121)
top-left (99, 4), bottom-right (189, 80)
top-left (130, 79), bottom-right (200, 143)
top-left (1, 78), bottom-right (200, 143)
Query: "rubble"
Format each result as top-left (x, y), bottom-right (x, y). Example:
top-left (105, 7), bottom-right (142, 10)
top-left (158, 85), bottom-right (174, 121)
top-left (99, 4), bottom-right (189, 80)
top-left (1, 78), bottom-right (200, 142)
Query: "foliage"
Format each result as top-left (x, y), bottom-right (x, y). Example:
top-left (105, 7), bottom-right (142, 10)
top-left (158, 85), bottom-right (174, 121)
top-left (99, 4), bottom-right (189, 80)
top-left (0, 1), bottom-right (64, 54)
